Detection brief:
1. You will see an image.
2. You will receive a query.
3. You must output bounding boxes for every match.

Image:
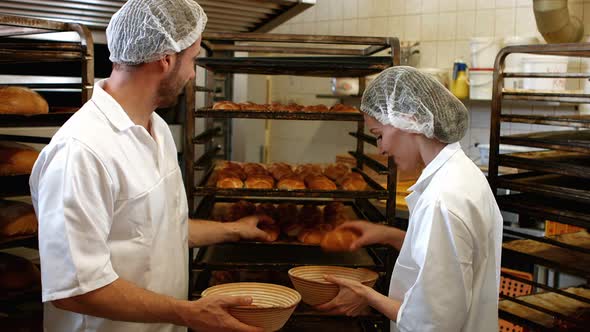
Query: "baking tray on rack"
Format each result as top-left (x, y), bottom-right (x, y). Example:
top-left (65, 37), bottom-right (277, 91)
top-left (195, 108), bottom-right (363, 121)
top-left (496, 172), bottom-right (590, 203)
top-left (497, 193), bottom-right (590, 229)
top-left (500, 114), bottom-right (590, 129)
top-left (499, 287), bottom-right (590, 331)
top-left (500, 129), bottom-right (590, 153)
top-left (196, 56), bottom-right (393, 77)
top-left (502, 231), bottom-right (590, 279)
top-left (0, 111), bottom-right (76, 127)
top-left (0, 175), bottom-right (31, 197)
top-left (0, 234), bottom-right (38, 250)
top-left (194, 166), bottom-right (390, 200)
top-left (498, 150), bottom-right (590, 179)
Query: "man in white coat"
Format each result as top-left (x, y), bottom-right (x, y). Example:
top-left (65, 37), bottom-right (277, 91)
top-left (315, 66), bottom-right (503, 332)
top-left (30, 1), bottom-right (267, 331)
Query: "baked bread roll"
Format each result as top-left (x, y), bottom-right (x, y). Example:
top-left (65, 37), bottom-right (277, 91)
top-left (268, 103), bottom-right (286, 111)
top-left (215, 170), bottom-right (244, 189)
top-left (239, 102), bottom-right (268, 111)
top-left (212, 101), bottom-right (240, 110)
top-left (243, 163), bottom-right (268, 176)
top-left (302, 104), bottom-right (329, 112)
top-left (324, 163), bottom-right (350, 181)
top-left (268, 162), bottom-right (294, 181)
top-left (0, 200), bottom-right (38, 238)
top-left (258, 222), bottom-right (280, 242)
top-left (0, 252), bottom-right (41, 291)
top-left (330, 103), bottom-right (359, 113)
top-left (294, 164), bottom-right (322, 178)
top-left (298, 224), bottom-right (333, 245)
top-left (0, 142), bottom-right (39, 176)
top-left (278, 203), bottom-right (302, 238)
top-left (298, 205), bottom-right (323, 227)
top-left (277, 175), bottom-right (306, 190)
top-left (305, 175), bottom-right (337, 190)
top-left (282, 221), bottom-right (303, 238)
top-left (245, 174), bottom-right (274, 189)
top-left (323, 202), bottom-right (347, 225)
top-left (321, 229), bottom-right (359, 252)
top-left (218, 162), bottom-right (246, 180)
top-left (228, 200), bottom-right (256, 221)
top-left (0, 86), bottom-right (49, 115)
top-left (340, 173), bottom-right (367, 191)
top-left (256, 203), bottom-right (278, 221)
top-left (284, 103), bottom-right (303, 112)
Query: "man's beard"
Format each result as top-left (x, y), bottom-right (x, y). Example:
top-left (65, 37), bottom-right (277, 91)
top-left (156, 66), bottom-right (185, 108)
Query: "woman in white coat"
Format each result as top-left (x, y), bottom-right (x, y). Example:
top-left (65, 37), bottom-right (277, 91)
top-left (316, 66), bottom-right (503, 331)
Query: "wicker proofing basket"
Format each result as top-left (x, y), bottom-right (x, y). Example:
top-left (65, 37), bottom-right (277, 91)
top-left (288, 265), bottom-right (379, 306)
top-left (201, 282), bottom-right (301, 332)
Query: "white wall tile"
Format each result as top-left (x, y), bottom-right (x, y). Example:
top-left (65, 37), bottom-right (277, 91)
top-left (342, 19), bottom-right (360, 36)
top-left (406, 0), bottom-right (423, 15)
top-left (421, 14), bottom-right (439, 41)
top-left (470, 108), bottom-right (491, 128)
top-left (456, 11), bottom-right (476, 40)
top-left (316, 21), bottom-right (330, 34)
top-left (390, 0), bottom-right (406, 15)
top-left (302, 22), bottom-right (315, 34)
top-left (419, 41), bottom-right (438, 67)
top-left (456, 0), bottom-right (476, 11)
top-left (437, 41), bottom-right (456, 67)
top-left (477, 0), bottom-right (495, 10)
top-left (301, 5), bottom-right (316, 23)
top-left (357, 0), bottom-right (373, 18)
top-left (455, 40), bottom-right (471, 63)
top-left (475, 9), bottom-right (495, 37)
top-left (389, 16), bottom-right (405, 40)
top-left (440, 0), bottom-right (458, 12)
top-left (494, 8), bottom-right (516, 38)
top-left (329, 20), bottom-right (344, 35)
top-left (373, 0), bottom-right (391, 17)
top-left (369, 17), bottom-right (388, 37)
top-left (342, 0), bottom-right (358, 19)
top-left (316, 0), bottom-right (331, 21)
top-left (404, 15), bottom-right (422, 41)
top-left (357, 18), bottom-right (372, 36)
top-left (515, 6), bottom-right (539, 37)
top-left (328, 0), bottom-right (344, 20)
top-left (422, 0), bottom-right (440, 13)
top-left (516, 0), bottom-right (532, 7)
top-left (495, 0), bottom-right (515, 8)
top-left (438, 12), bottom-right (457, 40)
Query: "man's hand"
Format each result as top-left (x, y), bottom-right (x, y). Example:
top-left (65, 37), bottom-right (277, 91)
top-left (334, 221), bottom-right (393, 250)
top-left (178, 295), bottom-right (263, 332)
top-left (226, 215), bottom-right (274, 242)
top-left (314, 275), bottom-right (370, 317)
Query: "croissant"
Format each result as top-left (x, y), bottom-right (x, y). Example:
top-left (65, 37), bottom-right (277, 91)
top-left (320, 229), bottom-right (359, 252)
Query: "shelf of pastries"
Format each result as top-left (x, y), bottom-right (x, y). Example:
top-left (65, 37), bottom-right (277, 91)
top-left (0, 86), bottom-right (77, 127)
top-left (196, 101), bottom-right (362, 121)
top-left (0, 199), bottom-right (38, 250)
top-left (0, 140), bottom-right (40, 197)
top-left (499, 287), bottom-right (590, 331)
top-left (192, 198), bottom-right (387, 271)
top-left (195, 161), bottom-right (388, 199)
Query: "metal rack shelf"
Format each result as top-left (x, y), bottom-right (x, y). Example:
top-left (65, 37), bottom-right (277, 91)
top-left (196, 56), bottom-right (393, 77)
top-left (498, 152), bottom-right (590, 179)
top-left (195, 108), bottom-right (363, 121)
top-left (503, 89), bottom-right (590, 104)
top-left (497, 193), bottom-right (590, 230)
top-left (496, 172), bottom-right (590, 203)
top-left (0, 112), bottom-right (76, 127)
top-left (500, 130), bottom-right (590, 153)
top-left (0, 234), bottom-right (37, 250)
top-left (500, 114), bottom-right (590, 129)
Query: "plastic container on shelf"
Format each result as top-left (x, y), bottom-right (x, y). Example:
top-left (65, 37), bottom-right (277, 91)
top-left (521, 54), bottom-right (569, 91)
top-left (503, 36), bottom-right (539, 89)
top-left (470, 37), bottom-right (501, 69)
top-left (469, 68), bottom-right (494, 100)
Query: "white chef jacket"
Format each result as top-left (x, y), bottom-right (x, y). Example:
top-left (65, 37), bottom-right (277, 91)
top-left (30, 80), bottom-right (189, 332)
top-left (389, 142), bottom-right (503, 332)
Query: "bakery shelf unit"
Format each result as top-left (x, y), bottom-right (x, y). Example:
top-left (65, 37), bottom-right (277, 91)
top-left (186, 33), bottom-right (400, 331)
top-left (489, 43), bottom-right (590, 330)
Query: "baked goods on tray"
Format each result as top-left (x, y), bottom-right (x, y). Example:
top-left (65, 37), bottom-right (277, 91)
top-left (0, 142), bottom-right (39, 176)
top-left (0, 199), bottom-right (38, 238)
top-left (0, 86), bottom-right (49, 115)
top-left (209, 101), bottom-right (359, 113)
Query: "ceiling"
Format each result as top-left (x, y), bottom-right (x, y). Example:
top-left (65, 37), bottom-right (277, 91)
top-left (0, 0), bottom-right (314, 33)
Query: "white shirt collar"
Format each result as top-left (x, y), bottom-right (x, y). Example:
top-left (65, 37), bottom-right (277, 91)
top-left (91, 79), bottom-right (136, 132)
top-left (408, 142), bottom-right (462, 193)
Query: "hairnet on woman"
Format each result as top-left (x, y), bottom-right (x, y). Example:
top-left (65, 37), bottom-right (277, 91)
top-left (316, 66), bottom-right (503, 332)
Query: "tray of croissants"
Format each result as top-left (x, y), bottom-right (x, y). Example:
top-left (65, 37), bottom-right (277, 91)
top-left (210, 200), bottom-right (362, 250)
top-left (201, 161), bottom-right (386, 197)
top-left (208, 101), bottom-right (360, 113)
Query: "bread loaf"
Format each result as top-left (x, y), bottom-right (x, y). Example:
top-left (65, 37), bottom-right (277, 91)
top-left (0, 200), bottom-right (38, 238)
top-left (323, 202), bottom-right (347, 225)
top-left (324, 163), bottom-right (350, 181)
top-left (321, 229), bottom-right (359, 252)
top-left (298, 224), bottom-right (333, 245)
top-left (216, 171), bottom-right (244, 189)
top-left (302, 104), bottom-right (329, 112)
top-left (340, 173), bottom-right (367, 191)
top-left (268, 163), bottom-right (294, 181)
top-left (0, 86), bottom-right (49, 115)
top-left (0, 142), bottom-right (39, 176)
top-left (298, 205), bottom-right (323, 227)
top-left (243, 163), bottom-right (268, 176)
top-left (239, 102), bottom-right (267, 111)
top-left (245, 174), bottom-right (274, 189)
top-left (330, 103), bottom-right (359, 113)
top-left (0, 252), bottom-right (41, 291)
top-left (305, 175), bottom-right (337, 190)
top-left (212, 101), bottom-right (240, 110)
top-left (277, 175), bottom-right (306, 190)
top-left (228, 201), bottom-right (256, 221)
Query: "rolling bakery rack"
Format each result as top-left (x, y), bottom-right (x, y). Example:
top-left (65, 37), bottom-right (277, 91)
top-left (185, 33), bottom-right (400, 331)
top-left (0, 14), bottom-right (94, 329)
top-left (489, 43), bottom-right (590, 331)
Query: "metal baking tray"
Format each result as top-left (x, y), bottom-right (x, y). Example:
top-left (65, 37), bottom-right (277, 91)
top-left (500, 129), bottom-right (590, 153)
top-left (497, 193), bottom-right (590, 229)
top-left (195, 108), bottom-right (363, 121)
top-left (498, 150), bottom-right (590, 179)
top-left (496, 172), bottom-right (590, 203)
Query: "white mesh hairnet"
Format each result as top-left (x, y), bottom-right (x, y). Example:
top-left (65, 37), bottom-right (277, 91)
top-left (107, 0), bottom-right (207, 65)
top-left (361, 66), bottom-right (469, 143)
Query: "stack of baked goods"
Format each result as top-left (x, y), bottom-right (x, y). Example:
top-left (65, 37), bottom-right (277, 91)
top-left (211, 101), bottom-right (359, 113)
top-left (0, 252), bottom-right (41, 293)
top-left (0, 86), bottom-right (49, 115)
top-left (211, 162), bottom-right (367, 191)
top-left (215, 200), bottom-right (357, 250)
top-left (0, 200), bottom-right (38, 241)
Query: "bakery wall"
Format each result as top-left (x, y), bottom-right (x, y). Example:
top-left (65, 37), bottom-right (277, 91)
top-left (236, 0), bottom-right (590, 164)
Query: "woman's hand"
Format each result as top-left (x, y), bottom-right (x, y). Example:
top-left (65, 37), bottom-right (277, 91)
top-left (314, 275), bottom-right (370, 317)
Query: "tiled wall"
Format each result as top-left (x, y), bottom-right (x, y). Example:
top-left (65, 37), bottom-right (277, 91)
top-left (239, 0), bottom-right (588, 164)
